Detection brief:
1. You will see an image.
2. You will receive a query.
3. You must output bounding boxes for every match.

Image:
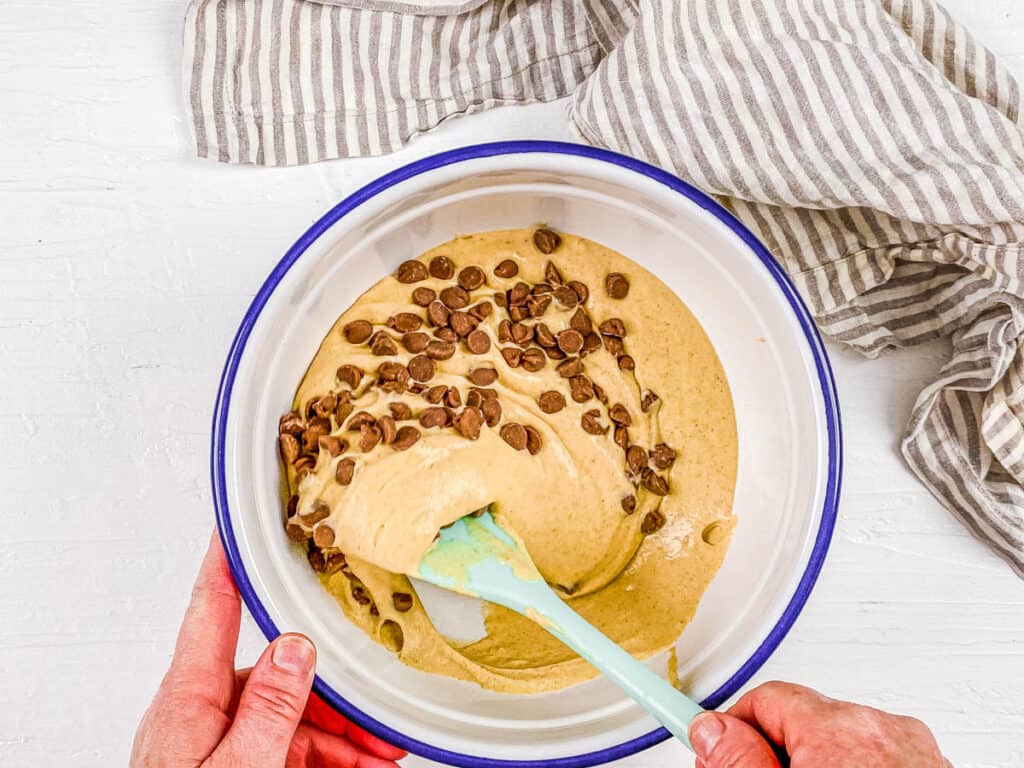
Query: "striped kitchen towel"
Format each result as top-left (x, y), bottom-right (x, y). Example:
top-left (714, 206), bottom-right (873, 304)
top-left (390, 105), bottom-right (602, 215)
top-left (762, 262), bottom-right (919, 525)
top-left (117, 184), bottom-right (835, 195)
top-left (185, 0), bottom-right (1024, 576)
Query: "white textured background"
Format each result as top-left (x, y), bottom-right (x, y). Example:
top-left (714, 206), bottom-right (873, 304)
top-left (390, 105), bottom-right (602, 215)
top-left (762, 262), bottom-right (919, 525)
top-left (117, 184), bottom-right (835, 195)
top-left (1, 1), bottom-right (1023, 766)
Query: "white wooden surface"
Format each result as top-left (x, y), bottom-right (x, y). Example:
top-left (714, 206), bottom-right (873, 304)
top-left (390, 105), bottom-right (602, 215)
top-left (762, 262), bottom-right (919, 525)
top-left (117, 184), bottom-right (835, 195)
top-left (1, 2), bottom-right (1023, 766)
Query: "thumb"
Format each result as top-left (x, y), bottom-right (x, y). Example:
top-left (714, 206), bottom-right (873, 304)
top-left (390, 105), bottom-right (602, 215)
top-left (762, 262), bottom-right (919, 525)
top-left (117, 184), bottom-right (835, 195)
top-left (689, 712), bottom-right (781, 768)
top-left (210, 633), bottom-right (316, 767)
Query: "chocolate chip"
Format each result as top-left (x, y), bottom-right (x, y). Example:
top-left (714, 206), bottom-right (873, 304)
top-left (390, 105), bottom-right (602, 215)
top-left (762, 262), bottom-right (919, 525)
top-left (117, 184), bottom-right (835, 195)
top-left (465, 329), bottom-right (491, 354)
top-left (388, 312), bottom-right (422, 333)
top-left (524, 425), bottom-right (543, 455)
top-left (500, 423), bottom-right (528, 450)
top-left (412, 286), bottom-right (436, 307)
top-left (287, 495), bottom-right (299, 517)
top-left (279, 411), bottom-right (304, 437)
top-left (323, 551), bottom-right (347, 574)
top-left (393, 425), bottom-right (421, 451)
top-left (609, 403), bottom-right (631, 426)
top-left (529, 295), bottom-right (552, 318)
top-left (409, 383), bottom-right (426, 394)
top-left (599, 318), bottom-right (626, 337)
top-left (539, 391), bottom-right (566, 413)
top-left (378, 361), bottom-right (408, 383)
top-left (481, 398), bottom-right (502, 427)
top-left (429, 255), bottom-right (455, 279)
top-left (626, 445), bottom-right (647, 472)
top-left (641, 390), bottom-right (660, 412)
top-left (370, 604), bottom-right (380, 617)
top-left (532, 282), bottom-right (553, 295)
top-left (521, 348), bottom-right (546, 372)
top-left (294, 456), bottom-right (315, 480)
top-left (370, 331), bottom-right (398, 356)
top-left (702, 522), bottom-right (726, 545)
top-left (494, 292), bottom-right (507, 308)
top-left (498, 319), bottom-right (512, 343)
top-left (642, 470), bottom-right (670, 496)
top-left (569, 376), bottom-right (594, 403)
top-left (508, 305), bottom-right (528, 321)
top-left (307, 548), bottom-right (326, 572)
top-left (469, 302), bottom-right (493, 321)
top-left (557, 329), bottom-right (584, 354)
top-left (553, 285), bottom-right (579, 308)
top-left (569, 281), bottom-right (589, 304)
top-left (336, 458), bottom-right (356, 485)
top-left (427, 300), bottom-right (450, 327)
top-left (508, 282), bottom-right (531, 305)
top-left (440, 285), bottom-right (470, 310)
top-left (312, 394), bottom-right (337, 419)
top-left (286, 519), bottom-right (308, 542)
top-left (379, 381), bottom-right (407, 394)
top-left (319, 435), bottom-right (347, 457)
top-left (510, 322), bottom-right (533, 347)
top-left (419, 407), bottom-right (448, 428)
top-left (614, 426), bottom-right (629, 450)
top-left (425, 340), bottom-right (455, 360)
top-left (393, 592), bottom-right (414, 612)
top-left (397, 260), bottom-right (429, 283)
top-left (346, 411), bottom-right (376, 431)
top-left (621, 494), bottom-right (637, 514)
top-left (465, 390), bottom-right (481, 408)
top-left (335, 397), bottom-right (354, 424)
top-left (540, 262), bottom-right (565, 286)
top-left (402, 332), bottom-right (429, 353)
top-left (604, 336), bottom-right (625, 356)
top-left (641, 509), bottom-right (666, 533)
top-left (606, 272), bottom-right (630, 299)
top-left (351, 583), bottom-right (372, 605)
top-left (434, 327), bottom-right (458, 342)
top-left (359, 423), bottom-right (382, 452)
top-left (618, 355), bottom-right (635, 371)
top-left (455, 407), bottom-right (483, 440)
top-left (444, 387), bottom-right (462, 408)
top-left (458, 266), bottom-right (486, 291)
top-left (501, 347), bottom-right (522, 367)
top-left (556, 357), bottom-right (584, 378)
top-left (279, 433), bottom-right (300, 464)
top-left (534, 229), bottom-right (561, 254)
top-left (336, 365), bottom-right (364, 389)
top-left (581, 409), bottom-right (607, 435)
top-left (469, 368), bottom-right (498, 386)
top-left (314, 523), bottom-right (336, 549)
top-left (581, 332), bottom-right (603, 357)
top-left (449, 311), bottom-right (475, 337)
top-left (424, 385), bottom-right (447, 404)
top-left (651, 443), bottom-right (676, 470)
top-left (494, 259), bottom-right (519, 278)
top-left (570, 308), bottom-right (592, 336)
top-left (389, 402), bottom-right (413, 421)
top-left (377, 415), bottom-right (398, 444)
top-left (546, 346), bottom-right (566, 361)
top-left (343, 320), bottom-right (373, 344)
top-left (405, 355), bottom-right (434, 382)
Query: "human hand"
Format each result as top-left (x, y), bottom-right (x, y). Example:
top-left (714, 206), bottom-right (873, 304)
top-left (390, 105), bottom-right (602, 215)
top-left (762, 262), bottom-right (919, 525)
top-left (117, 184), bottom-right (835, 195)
top-left (131, 533), bottom-right (405, 768)
top-left (688, 681), bottom-right (950, 767)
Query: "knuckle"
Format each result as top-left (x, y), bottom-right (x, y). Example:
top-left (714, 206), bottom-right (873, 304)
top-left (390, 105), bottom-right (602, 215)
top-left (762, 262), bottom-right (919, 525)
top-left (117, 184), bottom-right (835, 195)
top-left (245, 680), bottom-right (306, 722)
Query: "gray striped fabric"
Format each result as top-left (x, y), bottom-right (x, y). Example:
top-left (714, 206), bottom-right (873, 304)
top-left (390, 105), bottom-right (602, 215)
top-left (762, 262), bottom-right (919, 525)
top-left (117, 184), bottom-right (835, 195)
top-left (185, 0), bottom-right (1024, 576)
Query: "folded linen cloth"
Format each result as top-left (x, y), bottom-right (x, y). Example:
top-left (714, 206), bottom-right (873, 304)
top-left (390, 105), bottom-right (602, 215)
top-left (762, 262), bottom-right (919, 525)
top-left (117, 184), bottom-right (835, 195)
top-left (185, 0), bottom-right (1024, 576)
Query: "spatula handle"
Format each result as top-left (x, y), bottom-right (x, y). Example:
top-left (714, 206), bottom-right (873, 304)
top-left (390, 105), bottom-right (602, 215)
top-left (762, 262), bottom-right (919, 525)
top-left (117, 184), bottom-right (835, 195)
top-left (515, 580), bottom-right (705, 750)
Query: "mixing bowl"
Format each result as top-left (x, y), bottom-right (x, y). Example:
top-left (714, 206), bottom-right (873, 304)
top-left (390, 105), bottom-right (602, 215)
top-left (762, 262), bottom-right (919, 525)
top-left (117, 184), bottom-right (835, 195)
top-left (212, 141), bottom-right (841, 767)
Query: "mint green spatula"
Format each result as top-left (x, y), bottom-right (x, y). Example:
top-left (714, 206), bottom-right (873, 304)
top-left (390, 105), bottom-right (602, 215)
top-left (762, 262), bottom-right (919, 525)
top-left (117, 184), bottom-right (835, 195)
top-left (414, 508), bottom-right (705, 751)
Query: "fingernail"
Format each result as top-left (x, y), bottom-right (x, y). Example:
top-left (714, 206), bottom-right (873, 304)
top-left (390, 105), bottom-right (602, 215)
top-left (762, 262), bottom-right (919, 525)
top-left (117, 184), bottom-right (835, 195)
top-left (272, 634), bottom-right (315, 675)
top-left (689, 712), bottom-right (725, 756)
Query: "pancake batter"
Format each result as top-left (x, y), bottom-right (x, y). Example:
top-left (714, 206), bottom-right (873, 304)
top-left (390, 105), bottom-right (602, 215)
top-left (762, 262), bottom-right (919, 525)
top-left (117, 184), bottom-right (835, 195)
top-left (277, 228), bottom-right (737, 693)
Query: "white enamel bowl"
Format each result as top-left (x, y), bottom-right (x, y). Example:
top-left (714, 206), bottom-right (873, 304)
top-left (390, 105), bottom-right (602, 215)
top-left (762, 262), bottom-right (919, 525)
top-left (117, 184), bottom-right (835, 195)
top-left (212, 141), bottom-right (841, 767)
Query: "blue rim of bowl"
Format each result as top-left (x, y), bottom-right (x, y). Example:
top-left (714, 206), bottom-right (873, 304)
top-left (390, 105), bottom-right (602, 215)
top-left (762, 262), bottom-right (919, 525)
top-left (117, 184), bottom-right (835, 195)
top-left (211, 140), bottom-right (842, 768)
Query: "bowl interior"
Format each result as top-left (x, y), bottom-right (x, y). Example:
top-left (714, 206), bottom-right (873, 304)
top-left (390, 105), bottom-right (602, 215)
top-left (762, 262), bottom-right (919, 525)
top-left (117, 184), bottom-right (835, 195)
top-left (218, 148), bottom-right (835, 763)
